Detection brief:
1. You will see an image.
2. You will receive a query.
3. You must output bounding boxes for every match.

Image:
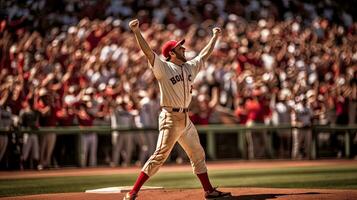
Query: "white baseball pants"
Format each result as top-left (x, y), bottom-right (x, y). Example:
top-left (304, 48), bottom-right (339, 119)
top-left (142, 110), bottom-right (207, 176)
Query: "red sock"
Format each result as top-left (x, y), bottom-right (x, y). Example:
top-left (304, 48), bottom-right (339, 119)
top-left (130, 172), bottom-right (149, 195)
top-left (197, 172), bottom-right (214, 192)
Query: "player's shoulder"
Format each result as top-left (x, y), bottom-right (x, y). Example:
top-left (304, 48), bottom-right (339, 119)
top-left (153, 53), bottom-right (170, 66)
top-left (151, 53), bottom-right (169, 71)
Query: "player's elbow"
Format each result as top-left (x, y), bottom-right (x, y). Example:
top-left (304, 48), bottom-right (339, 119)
top-left (198, 54), bottom-right (208, 62)
top-left (144, 52), bottom-right (155, 66)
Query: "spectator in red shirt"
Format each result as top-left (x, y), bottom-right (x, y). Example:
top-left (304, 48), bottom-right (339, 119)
top-left (190, 97), bottom-right (213, 125)
top-left (56, 102), bottom-right (76, 126)
top-left (234, 98), bottom-right (248, 125)
top-left (245, 89), bottom-right (273, 159)
top-left (84, 24), bottom-right (106, 52)
top-left (6, 79), bottom-right (25, 116)
top-left (245, 96), bottom-right (264, 123)
top-left (55, 101), bottom-right (76, 166)
top-left (331, 90), bottom-right (350, 158)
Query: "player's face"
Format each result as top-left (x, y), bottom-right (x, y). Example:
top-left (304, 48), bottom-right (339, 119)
top-left (172, 45), bottom-right (186, 62)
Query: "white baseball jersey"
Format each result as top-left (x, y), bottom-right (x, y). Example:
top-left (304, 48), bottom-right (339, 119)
top-left (150, 53), bottom-right (205, 108)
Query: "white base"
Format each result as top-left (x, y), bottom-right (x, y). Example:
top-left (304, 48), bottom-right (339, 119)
top-left (85, 186), bottom-right (163, 193)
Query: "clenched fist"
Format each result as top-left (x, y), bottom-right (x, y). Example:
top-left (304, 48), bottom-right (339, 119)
top-left (129, 19), bottom-right (140, 31)
top-left (212, 27), bottom-right (222, 36)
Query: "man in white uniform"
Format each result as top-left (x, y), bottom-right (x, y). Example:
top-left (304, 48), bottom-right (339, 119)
top-left (0, 106), bottom-right (12, 163)
top-left (123, 19), bottom-right (231, 200)
top-left (110, 101), bottom-right (135, 167)
top-left (138, 89), bottom-right (160, 155)
top-left (292, 97), bottom-right (313, 159)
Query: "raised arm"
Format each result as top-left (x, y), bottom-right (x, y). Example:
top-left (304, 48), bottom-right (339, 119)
top-left (199, 27), bottom-right (222, 61)
top-left (129, 19), bottom-right (155, 66)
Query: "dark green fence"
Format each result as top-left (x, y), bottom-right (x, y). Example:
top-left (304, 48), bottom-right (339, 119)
top-left (1, 124), bottom-right (356, 160)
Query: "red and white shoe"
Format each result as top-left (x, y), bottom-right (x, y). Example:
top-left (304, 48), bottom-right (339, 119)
top-left (205, 188), bottom-right (232, 200)
top-left (123, 192), bottom-right (137, 200)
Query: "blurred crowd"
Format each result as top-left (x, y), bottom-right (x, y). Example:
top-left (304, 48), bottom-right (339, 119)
top-left (0, 0), bottom-right (356, 170)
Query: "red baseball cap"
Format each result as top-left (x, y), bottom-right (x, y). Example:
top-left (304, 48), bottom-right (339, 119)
top-left (161, 39), bottom-right (185, 59)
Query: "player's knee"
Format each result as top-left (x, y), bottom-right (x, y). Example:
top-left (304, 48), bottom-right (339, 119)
top-left (191, 148), bottom-right (207, 174)
top-left (191, 147), bottom-right (205, 162)
top-left (157, 154), bottom-right (170, 164)
top-left (199, 148), bottom-right (206, 160)
top-left (150, 149), bottom-right (171, 164)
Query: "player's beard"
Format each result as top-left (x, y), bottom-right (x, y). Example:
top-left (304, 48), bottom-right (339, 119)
top-left (175, 51), bottom-right (187, 62)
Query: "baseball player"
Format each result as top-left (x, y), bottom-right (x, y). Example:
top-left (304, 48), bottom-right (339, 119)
top-left (110, 100), bottom-right (135, 167)
top-left (123, 19), bottom-right (231, 200)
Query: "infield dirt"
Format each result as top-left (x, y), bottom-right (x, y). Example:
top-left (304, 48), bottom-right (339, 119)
top-left (2, 187), bottom-right (357, 200)
top-left (1, 160), bottom-right (357, 200)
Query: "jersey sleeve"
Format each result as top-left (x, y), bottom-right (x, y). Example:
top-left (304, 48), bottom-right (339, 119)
top-left (149, 53), bottom-right (166, 80)
top-left (187, 55), bottom-right (205, 77)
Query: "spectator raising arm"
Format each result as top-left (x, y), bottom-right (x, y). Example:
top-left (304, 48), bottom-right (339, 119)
top-left (129, 19), bottom-right (155, 66)
top-left (198, 27), bottom-right (221, 61)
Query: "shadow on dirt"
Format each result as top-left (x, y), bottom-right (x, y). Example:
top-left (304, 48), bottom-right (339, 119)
top-left (226, 192), bottom-right (323, 200)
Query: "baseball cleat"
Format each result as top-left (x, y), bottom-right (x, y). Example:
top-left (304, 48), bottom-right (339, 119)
top-left (123, 192), bottom-right (137, 200)
top-left (205, 188), bottom-right (232, 200)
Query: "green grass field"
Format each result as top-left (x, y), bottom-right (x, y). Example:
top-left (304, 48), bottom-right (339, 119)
top-left (1, 165), bottom-right (357, 197)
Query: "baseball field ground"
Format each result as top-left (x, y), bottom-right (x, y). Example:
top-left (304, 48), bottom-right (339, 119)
top-left (1, 160), bottom-right (357, 200)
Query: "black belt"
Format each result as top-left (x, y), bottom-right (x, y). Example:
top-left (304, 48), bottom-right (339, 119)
top-left (162, 107), bottom-right (189, 113)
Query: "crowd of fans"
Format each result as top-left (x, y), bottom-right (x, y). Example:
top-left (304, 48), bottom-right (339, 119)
top-left (0, 0), bottom-right (356, 170)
